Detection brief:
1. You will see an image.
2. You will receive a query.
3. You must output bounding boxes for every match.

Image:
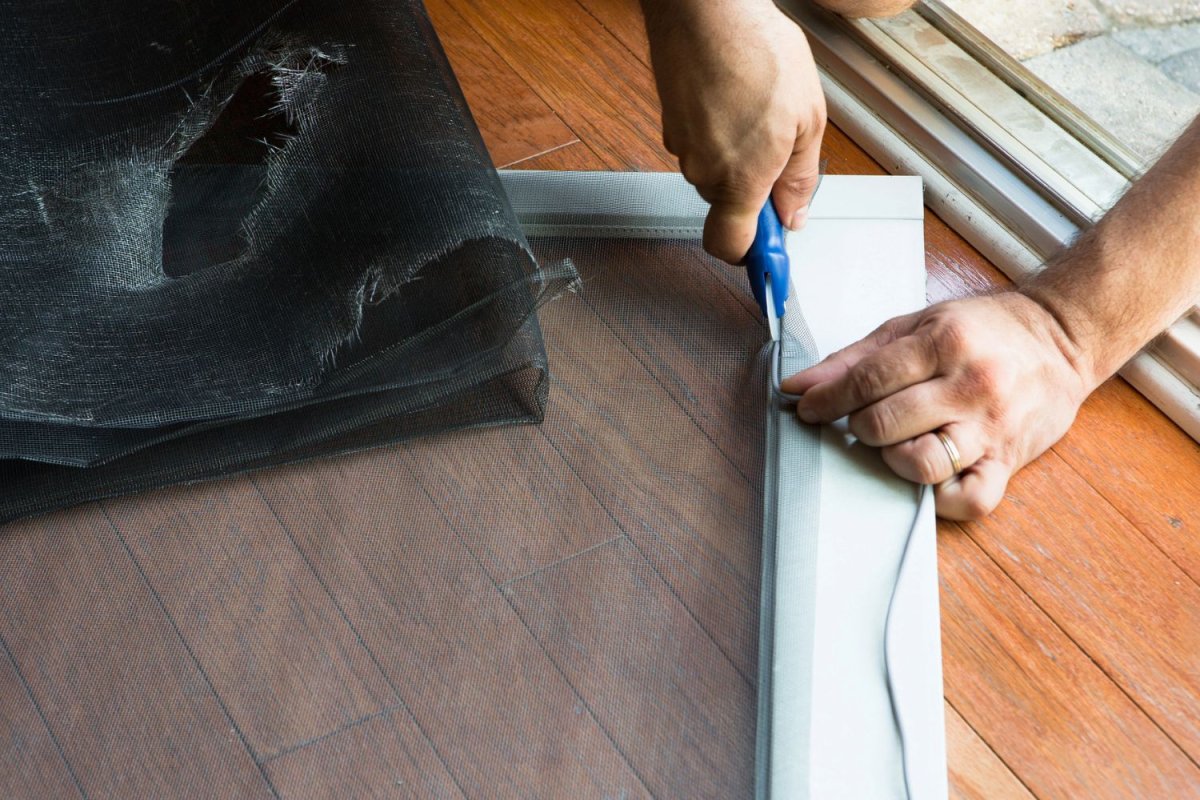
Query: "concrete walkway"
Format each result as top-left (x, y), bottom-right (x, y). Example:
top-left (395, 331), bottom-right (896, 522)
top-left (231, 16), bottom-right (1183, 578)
top-left (943, 1), bottom-right (1200, 160)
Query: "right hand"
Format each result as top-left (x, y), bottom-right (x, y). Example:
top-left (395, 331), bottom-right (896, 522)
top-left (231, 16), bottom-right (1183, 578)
top-left (643, 0), bottom-right (827, 263)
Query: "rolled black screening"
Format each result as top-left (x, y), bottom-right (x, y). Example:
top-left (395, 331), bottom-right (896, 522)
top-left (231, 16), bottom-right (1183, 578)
top-left (0, 0), bottom-right (571, 521)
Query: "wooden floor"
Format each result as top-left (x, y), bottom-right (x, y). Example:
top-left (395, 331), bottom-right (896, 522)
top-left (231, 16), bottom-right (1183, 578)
top-left (3, 1), bottom-right (1200, 798)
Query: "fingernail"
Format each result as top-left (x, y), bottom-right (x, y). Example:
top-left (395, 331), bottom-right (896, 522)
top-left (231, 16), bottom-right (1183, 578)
top-left (789, 208), bottom-right (808, 231)
top-left (796, 404), bottom-right (818, 424)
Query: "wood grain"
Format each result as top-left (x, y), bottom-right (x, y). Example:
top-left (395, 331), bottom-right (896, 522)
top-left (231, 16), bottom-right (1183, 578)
top-left (447, 0), bottom-right (670, 170)
top-left (535, 287), bottom-right (763, 679)
top-left (253, 451), bottom-right (650, 798)
top-left (961, 452), bottom-right (1200, 764)
top-left (537, 235), bottom-right (765, 477)
top-left (504, 536), bottom-right (756, 797)
top-left (945, 701), bottom-right (1034, 800)
top-left (0, 645), bottom-right (82, 800)
top-left (0, 1), bottom-right (1193, 797)
top-left (1057, 379), bottom-right (1200, 583)
top-left (939, 523), bottom-right (1200, 798)
top-left (507, 140), bottom-right (608, 171)
top-left (104, 479), bottom-right (397, 760)
top-left (0, 506), bottom-right (274, 799)
top-left (571, 0), bottom-right (651, 65)
top-left (399, 424), bottom-right (620, 585)
top-left (264, 707), bottom-right (465, 799)
top-left (424, 0), bottom-right (578, 168)
top-left (461, 4), bottom-right (1047, 790)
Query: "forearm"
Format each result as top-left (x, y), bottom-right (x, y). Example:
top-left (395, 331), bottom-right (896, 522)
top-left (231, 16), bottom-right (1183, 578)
top-left (1023, 117), bottom-right (1200, 388)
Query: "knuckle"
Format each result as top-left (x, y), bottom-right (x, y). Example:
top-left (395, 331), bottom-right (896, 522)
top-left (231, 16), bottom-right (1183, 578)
top-left (961, 359), bottom-right (1009, 401)
top-left (849, 363), bottom-right (886, 404)
top-left (851, 403), bottom-right (893, 445)
top-left (769, 125), bottom-right (799, 156)
top-left (807, 104), bottom-right (827, 135)
top-left (695, 169), bottom-right (761, 209)
top-left (871, 319), bottom-right (901, 348)
top-left (884, 442), bottom-right (941, 484)
top-left (928, 314), bottom-right (972, 362)
top-left (775, 173), bottom-right (810, 194)
top-left (716, 166), bottom-right (759, 199)
top-left (678, 157), bottom-right (709, 190)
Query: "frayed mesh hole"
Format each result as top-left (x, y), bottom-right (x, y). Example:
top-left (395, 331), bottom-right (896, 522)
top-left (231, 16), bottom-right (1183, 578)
top-left (182, 70), bottom-right (300, 166)
top-left (161, 71), bottom-right (299, 278)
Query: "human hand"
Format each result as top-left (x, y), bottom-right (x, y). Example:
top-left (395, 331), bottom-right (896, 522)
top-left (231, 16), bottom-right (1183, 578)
top-left (641, 0), bottom-right (826, 263)
top-left (780, 292), bottom-right (1097, 519)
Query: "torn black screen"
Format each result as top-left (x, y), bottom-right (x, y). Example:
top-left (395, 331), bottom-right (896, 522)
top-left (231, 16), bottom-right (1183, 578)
top-left (0, 0), bottom-right (570, 522)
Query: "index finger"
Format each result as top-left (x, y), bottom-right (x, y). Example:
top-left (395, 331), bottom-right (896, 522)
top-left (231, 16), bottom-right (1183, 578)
top-left (781, 312), bottom-right (918, 395)
top-left (794, 333), bottom-right (937, 424)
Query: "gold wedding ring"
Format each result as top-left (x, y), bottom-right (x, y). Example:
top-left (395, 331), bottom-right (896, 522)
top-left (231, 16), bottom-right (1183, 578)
top-left (935, 430), bottom-right (963, 475)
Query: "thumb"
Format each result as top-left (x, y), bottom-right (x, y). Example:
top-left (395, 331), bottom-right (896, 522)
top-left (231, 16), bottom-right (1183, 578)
top-left (771, 127), bottom-right (823, 231)
top-left (702, 194), bottom-right (769, 265)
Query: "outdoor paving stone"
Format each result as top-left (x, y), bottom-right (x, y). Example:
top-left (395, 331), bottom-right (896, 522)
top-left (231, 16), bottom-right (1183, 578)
top-left (1024, 34), bottom-right (1200, 158)
top-left (1112, 21), bottom-right (1200, 60)
top-left (1160, 46), bottom-right (1200, 89)
top-left (942, 0), bottom-right (1107, 59)
top-left (1095, 0), bottom-right (1200, 24)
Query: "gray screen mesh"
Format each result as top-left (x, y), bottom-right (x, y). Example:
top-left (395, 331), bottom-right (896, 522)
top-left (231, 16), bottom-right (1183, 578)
top-left (1, 230), bottom-right (816, 798)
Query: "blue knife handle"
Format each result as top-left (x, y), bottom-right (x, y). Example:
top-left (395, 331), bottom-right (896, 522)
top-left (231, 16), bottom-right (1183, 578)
top-left (743, 200), bottom-right (789, 319)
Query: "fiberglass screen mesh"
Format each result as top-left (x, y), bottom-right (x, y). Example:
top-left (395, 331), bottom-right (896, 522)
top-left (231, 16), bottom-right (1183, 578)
top-left (0, 0), bottom-right (570, 521)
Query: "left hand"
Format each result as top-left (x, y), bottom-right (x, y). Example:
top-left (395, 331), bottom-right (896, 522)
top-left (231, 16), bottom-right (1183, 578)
top-left (780, 292), bottom-right (1096, 519)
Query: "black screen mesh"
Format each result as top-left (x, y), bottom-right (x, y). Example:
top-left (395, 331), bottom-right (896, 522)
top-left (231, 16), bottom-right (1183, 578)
top-left (0, 0), bottom-right (571, 521)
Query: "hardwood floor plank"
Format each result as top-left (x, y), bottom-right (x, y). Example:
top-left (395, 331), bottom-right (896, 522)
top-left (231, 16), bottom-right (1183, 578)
top-left (0, 2), bottom-right (1189, 796)
top-left (571, 0), bottom-right (650, 65)
top-left (264, 707), bottom-right (465, 799)
top-left (446, 0), bottom-right (671, 169)
top-left (536, 235), bottom-right (766, 478)
top-left (923, 220), bottom-right (1012, 302)
top-left (425, 0), bottom-right (578, 169)
top-left (254, 451), bottom-right (650, 798)
top-left (0, 507), bottom-right (274, 799)
top-left (938, 523), bottom-right (1200, 798)
top-left (1056, 379), bottom-right (1200, 583)
top-left (104, 479), bottom-right (397, 760)
top-left (961, 452), bottom-right (1200, 765)
top-left (0, 644), bottom-right (82, 800)
top-left (945, 701), bottom-right (1033, 800)
top-left (504, 536), bottom-right (756, 797)
top-left (536, 285), bottom-right (763, 680)
top-left (399, 425), bottom-right (620, 585)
